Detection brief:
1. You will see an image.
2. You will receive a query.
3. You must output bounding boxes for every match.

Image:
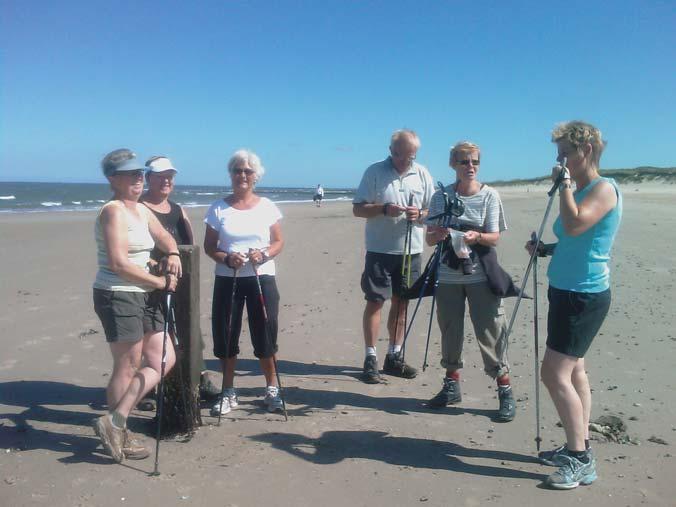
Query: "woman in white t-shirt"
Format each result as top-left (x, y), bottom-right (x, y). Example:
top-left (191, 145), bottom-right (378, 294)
top-left (204, 149), bottom-right (285, 415)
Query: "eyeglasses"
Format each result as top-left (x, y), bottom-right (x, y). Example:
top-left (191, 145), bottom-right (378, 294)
top-left (392, 151), bottom-right (416, 161)
top-left (458, 159), bottom-right (480, 166)
top-left (232, 168), bottom-right (255, 176)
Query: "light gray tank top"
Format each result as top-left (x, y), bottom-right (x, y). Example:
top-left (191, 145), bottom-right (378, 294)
top-left (93, 202), bottom-right (154, 292)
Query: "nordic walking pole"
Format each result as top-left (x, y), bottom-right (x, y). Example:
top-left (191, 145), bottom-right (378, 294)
top-left (151, 289), bottom-right (174, 476)
top-left (501, 162), bottom-right (568, 350)
top-left (252, 262), bottom-right (288, 421)
top-left (217, 267), bottom-right (238, 426)
top-left (422, 279), bottom-right (439, 371)
top-left (532, 232), bottom-right (542, 451)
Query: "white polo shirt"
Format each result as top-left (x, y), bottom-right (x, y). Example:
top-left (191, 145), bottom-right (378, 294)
top-left (353, 157), bottom-right (435, 254)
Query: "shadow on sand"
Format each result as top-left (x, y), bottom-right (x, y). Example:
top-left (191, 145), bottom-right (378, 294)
top-left (0, 380), bottom-right (154, 465)
top-left (250, 430), bottom-right (544, 480)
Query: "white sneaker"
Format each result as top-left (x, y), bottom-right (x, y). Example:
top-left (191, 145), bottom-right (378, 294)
top-left (210, 396), bottom-right (231, 416)
top-left (264, 386), bottom-right (284, 413)
top-left (224, 389), bottom-right (239, 410)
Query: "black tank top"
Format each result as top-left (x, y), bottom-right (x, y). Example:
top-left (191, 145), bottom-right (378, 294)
top-left (144, 200), bottom-right (190, 261)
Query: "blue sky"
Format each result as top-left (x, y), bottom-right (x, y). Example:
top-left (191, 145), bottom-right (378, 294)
top-left (1, 0), bottom-right (674, 187)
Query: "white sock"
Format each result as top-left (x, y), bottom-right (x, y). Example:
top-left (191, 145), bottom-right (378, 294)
top-left (365, 346), bottom-right (377, 357)
top-left (388, 344), bottom-right (402, 355)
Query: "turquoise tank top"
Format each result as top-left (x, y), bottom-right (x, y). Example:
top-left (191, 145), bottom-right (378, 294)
top-left (547, 177), bottom-right (622, 293)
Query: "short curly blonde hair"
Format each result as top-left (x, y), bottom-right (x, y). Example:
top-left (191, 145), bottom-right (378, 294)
top-left (552, 121), bottom-right (606, 167)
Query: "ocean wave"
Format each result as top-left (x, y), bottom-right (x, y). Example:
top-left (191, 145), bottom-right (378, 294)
top-left (0, 195), bottom-right (16, 200)
top-left (71, 201), bottom-right (82, 205)
top-left (41, 201), bottom-right (62, 207)
top-left (196, 192), bottom-right (218, 196)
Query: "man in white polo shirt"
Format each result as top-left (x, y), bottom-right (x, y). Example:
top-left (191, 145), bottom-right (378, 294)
top-left (353, 129), bottom-right (434, 383)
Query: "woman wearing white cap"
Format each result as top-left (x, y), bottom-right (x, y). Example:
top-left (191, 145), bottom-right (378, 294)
top-left (140, 156), bottom-right (221, 403)
top-left (92, 148), bottom-right (182, 463)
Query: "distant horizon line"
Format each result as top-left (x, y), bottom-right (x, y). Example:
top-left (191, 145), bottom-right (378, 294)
top-left (1, 165), bottom-right (674, 188)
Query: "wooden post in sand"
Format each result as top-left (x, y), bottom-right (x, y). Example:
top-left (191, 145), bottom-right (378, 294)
top-left (159, 245), bottom-right (203, 435)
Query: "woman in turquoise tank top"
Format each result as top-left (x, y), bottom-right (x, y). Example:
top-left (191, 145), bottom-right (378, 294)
top-left (526, 122), bottom-right (622, 489)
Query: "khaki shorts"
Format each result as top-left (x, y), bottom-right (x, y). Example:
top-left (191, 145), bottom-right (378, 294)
top-left (360, 251), bottom-right (422, 301)
top-left (93, 289), bottom-right (165, 343)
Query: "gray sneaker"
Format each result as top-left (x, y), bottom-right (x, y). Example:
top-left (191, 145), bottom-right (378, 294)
top-left (93, 415), bottom-right (125, 463)
top-left (428, 377), bottom-right (462, 408)
top-left (495, 385), bottom-right (516, 422)
top-left (361, 355), bottom-right (381, 384)
top-left (264, 386), bottom-right (284, 413)
top-left (546, 452), bottom-right (597, 489)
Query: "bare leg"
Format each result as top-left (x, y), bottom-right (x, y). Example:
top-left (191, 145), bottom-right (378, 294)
top-left (363, 300), bottom-right (384, 348)
top-left (219, 356), bottom-right (238, 389)
top-left (259, 357), bottom-right (277, 387)
top-left (571, 358), bottom-right (591, 440)
top-left (541, 347), bottom-right (586, 451)
top-left (109, 331), bottom-right (176, 419)
top-left (387, 295), bottom-right (408, 347)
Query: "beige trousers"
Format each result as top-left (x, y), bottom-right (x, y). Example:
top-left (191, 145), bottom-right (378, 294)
top-left (435, 282), bottom-right (509, 378)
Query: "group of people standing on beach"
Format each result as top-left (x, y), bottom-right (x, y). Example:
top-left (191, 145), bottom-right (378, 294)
top-left (91, 120), bottom-right (622, 491)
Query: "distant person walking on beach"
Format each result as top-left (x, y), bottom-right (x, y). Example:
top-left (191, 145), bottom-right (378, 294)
top-left (92, 149), bottom-right (182, 463)
top-left (204, 149), bottom-right (285, 415)
top-left (140, 156), bottom-right (220, 405)
top-left (526, 121), bottom-right (622, 489)
top-left (313, 184), bottom-right (324, 207)
top-left (353, 129), bottom-right (434, 383)
top-left (424, 141), bottom-right (516, 422)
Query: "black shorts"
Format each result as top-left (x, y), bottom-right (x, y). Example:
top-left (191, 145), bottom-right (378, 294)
top-left (360, 251), bottom-right (422, 302)
top-left (546, 286), bottom-right (611, 358)
top-left (93, 289), bottom-right (164, 343)
top-left (211, 275), bottom-right (280, 359)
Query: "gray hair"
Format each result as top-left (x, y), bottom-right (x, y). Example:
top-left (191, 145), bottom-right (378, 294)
top-left (390, 129), bottom-right (421, 150)
top-left (227, 149), bottom-right (265, 181)
top-left (552, 121), bottom-right (606, 167)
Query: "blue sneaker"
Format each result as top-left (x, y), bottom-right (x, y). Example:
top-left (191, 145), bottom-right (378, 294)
top-left (539, 444), bottom-right (567, 466)
top-left (545, 453), bottom-right (597, 489)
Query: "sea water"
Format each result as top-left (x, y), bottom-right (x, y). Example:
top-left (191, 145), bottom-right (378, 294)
top-left (0, 182), bottom-right (354, 214)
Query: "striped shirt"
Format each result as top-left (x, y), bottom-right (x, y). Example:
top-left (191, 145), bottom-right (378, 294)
top-left (425, 184), bottom-right (506, 285)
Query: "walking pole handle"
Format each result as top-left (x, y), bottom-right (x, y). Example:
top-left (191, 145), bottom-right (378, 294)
top-left (547, 158), bottom-right (568, 197)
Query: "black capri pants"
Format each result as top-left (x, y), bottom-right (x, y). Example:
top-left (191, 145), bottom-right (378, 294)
top-left (211, 274), bottom-right (280, 359)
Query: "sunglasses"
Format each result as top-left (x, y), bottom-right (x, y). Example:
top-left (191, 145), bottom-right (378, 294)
top-left (458, 159), bottom-right (480, 166)
top-left (232, 168), bottom-right (256, 176)
top-left (115, 170), bottom-right (144, 178)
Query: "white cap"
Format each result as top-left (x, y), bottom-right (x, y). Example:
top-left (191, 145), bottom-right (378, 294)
top-left (145, 156), bottom-right (178, 174)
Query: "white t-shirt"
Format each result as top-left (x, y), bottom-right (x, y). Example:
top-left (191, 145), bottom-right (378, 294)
top-left (204, 197), bottom-right (282, 278)
top-left (353, 157), bottom-right (434, 254)
top-left (425, 184), bottom-right (506, 284)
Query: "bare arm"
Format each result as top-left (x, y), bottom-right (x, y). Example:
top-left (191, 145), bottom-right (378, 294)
top-left (559, 180), bottom-right (617, 236)
top-left (101, 205), bottom-right (176, 291)
top-left (203, 225), bottom-right (229, 265)
top-left (353, 202), bottom-right (406, 218)
top-left (464, 230), bottom-right (500, 248)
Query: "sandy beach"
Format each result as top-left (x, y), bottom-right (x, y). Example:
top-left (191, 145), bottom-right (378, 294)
top-left (1, 186), bottom-right (675, 507)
